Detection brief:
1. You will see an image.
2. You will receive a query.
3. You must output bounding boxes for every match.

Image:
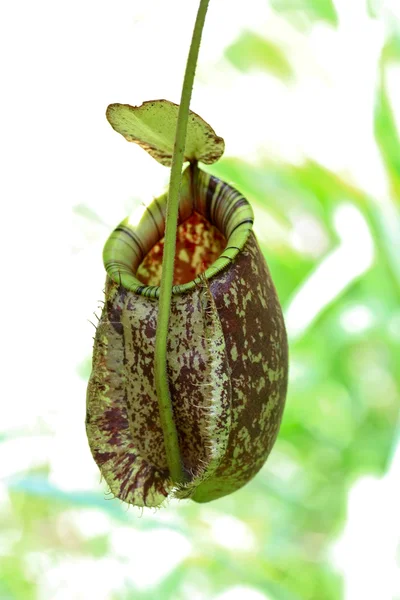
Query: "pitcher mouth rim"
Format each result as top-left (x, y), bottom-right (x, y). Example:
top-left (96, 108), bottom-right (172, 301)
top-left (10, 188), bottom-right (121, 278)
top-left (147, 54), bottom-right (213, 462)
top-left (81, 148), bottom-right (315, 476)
top-left (102, 165), bottom-right (254, 298)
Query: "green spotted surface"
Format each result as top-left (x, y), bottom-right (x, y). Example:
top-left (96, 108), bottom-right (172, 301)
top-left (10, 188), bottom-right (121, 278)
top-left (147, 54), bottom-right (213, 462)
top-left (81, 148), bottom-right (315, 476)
top-left (86, 277), bottom-right (233, 507)
top-left (87, 167), bottom-right (288, 506)
top-left (86, 283), bottom-right (172, 507)
top-left (174, 276), bottom-right (232, 500)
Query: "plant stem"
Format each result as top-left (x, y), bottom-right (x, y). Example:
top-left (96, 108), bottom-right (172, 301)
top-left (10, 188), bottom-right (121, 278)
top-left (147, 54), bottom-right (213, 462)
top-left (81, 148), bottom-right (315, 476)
top-left (154, 0), bottom-right (210, 484)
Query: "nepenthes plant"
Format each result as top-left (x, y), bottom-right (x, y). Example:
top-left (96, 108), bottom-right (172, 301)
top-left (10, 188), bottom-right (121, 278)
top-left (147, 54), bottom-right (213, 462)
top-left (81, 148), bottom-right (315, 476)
top-left (86, 1), bottom-right (288, 507)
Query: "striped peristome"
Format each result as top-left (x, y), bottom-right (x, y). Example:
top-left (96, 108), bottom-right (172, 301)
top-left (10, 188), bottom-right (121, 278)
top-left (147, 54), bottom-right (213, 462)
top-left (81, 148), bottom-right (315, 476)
top-left (103, 164), bottom-right (254, 297)
top-left (86, 163), bottom-right (288, 507)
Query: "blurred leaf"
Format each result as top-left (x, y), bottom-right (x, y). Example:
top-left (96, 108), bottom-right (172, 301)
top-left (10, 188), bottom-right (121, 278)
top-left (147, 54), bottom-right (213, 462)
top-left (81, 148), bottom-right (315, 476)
top-left (366, 0), bottom-right (383, 18)
top-left (374, 73), bottom-right (400, 201)
top-left (375, 36), bottom-right (400, 204)
top-left (0, 557), bottom-right (36, 600)
top-left (381, 33), bottom-right (400, 64)
top-left (73, 204), bottom-right (108, 226)
top-left (225, 31), bottom-right (294, 80)
top-left (270, 0), bottom-right (338, 27)
top-left (77, 355), bottom-right (92, 380)
top-left (361, 201), bottom-right (400, 296)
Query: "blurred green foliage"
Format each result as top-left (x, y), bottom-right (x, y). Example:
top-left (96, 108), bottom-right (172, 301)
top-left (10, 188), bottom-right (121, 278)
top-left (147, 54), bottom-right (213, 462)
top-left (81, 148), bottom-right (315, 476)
top-left (225, 31), bottom-right (294, 80)
top-left (2, 3), bottom-right (400, 600)
top-left (270, 0), bottom-right (338, 27)
top-left (375, 36), bottom-right (400, 201)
